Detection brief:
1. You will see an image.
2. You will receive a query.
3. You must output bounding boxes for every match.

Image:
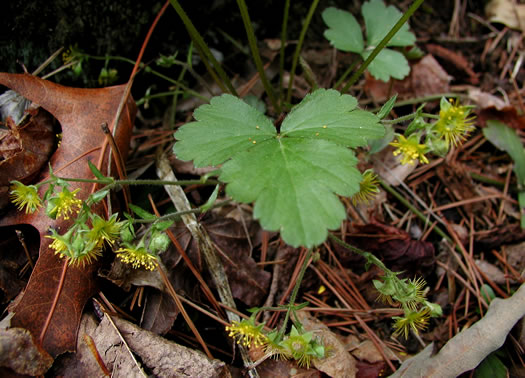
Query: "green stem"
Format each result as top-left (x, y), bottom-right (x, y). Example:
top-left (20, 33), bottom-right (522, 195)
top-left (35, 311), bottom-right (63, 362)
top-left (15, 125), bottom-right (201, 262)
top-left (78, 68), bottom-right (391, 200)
top-left (169, 0), bottom-right (237, 96)
top-left (143, 68), bottom-right (210, 100)
top-left (341, 0), bottom-right (425, 93)
top-left (286, 0), bottom-right (320, 104)
top-left (133, 199), bottom-right (231, 223)
top-left (57, 177), bottom-right (218, 187)
top-left (379, 179), bottom-right (452, 244)
top-left (279, 0), bottom-right (291, 104)
top-left (391, 93), bottom-right (463, 108)
top-left (236, 0), bottom-right (279, 112)
top-left (327, 234), bottom-right (391, 274)
top-left (333, 60), bottom-right (360, 90)
top-left (381, 112), bottom-right (439, 124)
top-left (278, 248), bottom-right (313, 338)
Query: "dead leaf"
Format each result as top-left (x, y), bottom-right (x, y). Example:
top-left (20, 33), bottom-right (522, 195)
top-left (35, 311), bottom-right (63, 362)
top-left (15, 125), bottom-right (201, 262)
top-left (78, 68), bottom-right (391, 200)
top-left (0, 72), bottom-right (136, 357)
top-left (365, 55), bottom-right (451, 103)
top-left (486, 0), bottom-right (525, 31)
top-left (141, 289), bottom-right (179, 335)
top-left (69, 313), bottom-right (228, 378)
top-left (356, 360), bottom-right (388, 378)
top-left (340, 220), bottom-right (435, 274)
top-left (0, 107), bottom-right (55, 210)
top-left (391, 282), bottom-right (525, 377)
top-left (256, 358), bottom-right (320, 378)
top-left (0, 327), bottom-right (53, 376)
top-left (371, 145), bottom-right (417, 186)
top-left (477, 105), bottom-right (525, 130)
top-left (296, 311), bottom-right (358, 378)
top-left (436, 162), bottom-right (486, 214)
top-left (475, 259), bottom-right (509, 285)
top-left (505, 241), bottom-right (525, 274)
top-left (468, 88), bottom-right (508, 110)
top-left (346, 335), bottom-right (398, 364)
top-left (0, 226), bottom-right (39, 303)
top-left (173, 214), bottom-right (271, 307)
top-left (426, 44), bottom-right (479, 84)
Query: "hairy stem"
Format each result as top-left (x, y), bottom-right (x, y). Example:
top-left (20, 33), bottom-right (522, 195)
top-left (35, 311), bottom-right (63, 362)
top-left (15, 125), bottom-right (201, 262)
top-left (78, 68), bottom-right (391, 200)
top-left (279, 248), bottom-right (313, 338)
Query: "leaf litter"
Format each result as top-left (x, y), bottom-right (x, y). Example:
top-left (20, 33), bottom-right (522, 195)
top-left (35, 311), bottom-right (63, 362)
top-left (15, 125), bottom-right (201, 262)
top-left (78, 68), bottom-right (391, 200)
top-left (1, 0), bottom-right (525, 377)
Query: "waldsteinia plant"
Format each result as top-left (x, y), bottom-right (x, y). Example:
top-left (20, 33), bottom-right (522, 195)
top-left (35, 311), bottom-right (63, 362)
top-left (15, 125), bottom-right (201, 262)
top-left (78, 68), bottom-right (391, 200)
top-left (173, 88), bottom-right (383, 247)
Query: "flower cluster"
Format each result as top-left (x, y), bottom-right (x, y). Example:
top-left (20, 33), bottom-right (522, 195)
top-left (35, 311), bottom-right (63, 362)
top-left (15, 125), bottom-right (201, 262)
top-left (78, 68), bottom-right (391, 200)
top-left (374, 274), bottom-right (442, 339)
top-left (225, 318), bottom-right (325, 368)
top-left (9, 168), bottom-right (171, 270)
top-left (46, 212), bottom-right (125, 267)
top-left (389, 97), bottom-right (475, 166)
top-left (226, 318), bottom-right (268, 348)
top-left (116, 244), bottom-right (158, 271)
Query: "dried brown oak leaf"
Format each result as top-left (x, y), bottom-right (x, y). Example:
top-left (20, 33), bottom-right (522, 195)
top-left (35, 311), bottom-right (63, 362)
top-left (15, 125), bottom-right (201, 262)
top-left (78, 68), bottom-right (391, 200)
top-left (336, 220), bottom-right (435, 274)
top-left (0, 106), bottom-right (55, 210)
top-left (0, 72), bottom-right (136, 357)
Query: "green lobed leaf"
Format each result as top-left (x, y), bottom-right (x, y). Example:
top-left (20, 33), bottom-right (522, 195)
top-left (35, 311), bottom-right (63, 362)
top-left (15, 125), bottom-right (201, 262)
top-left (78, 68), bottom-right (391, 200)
top-left (280, 89), bottom-right (384, 147)
top-left (362, 0), bottom-right (416, 47)
top-left (173, 89), bottom-right (384, 247)
top-left (362, 48), bottom-right (410, 82)
top-left (322, 7), bottom-right (364, 53)
top-left (173, 94), bottom-right (276, 167)
top-left (220, 137), bottom-right (362, 247)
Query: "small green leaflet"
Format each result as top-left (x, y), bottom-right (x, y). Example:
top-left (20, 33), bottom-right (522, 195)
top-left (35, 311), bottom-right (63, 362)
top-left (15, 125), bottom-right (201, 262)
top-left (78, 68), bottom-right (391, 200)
top-left (362, 0), bottom-right (416, 47)
top-left (174, 89), bottom-right (384, 247)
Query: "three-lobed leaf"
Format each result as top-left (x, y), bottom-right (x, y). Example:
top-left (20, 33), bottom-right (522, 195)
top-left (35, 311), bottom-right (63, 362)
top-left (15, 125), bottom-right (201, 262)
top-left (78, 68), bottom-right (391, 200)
top-left (174, 94), bottom-right (276, 167)
top-left (322, 0), bottom-right (416, 82)
top-left (362, 0), bottom-right (416, 47)
top-left (173, 89), bottom-right (384, 247)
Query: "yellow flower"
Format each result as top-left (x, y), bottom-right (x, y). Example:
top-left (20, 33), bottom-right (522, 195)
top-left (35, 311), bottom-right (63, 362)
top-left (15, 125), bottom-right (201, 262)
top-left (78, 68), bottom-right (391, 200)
top-left (115, 244), bottom-right (157, 270)
top-left (352, 170), bottom-right (380, 205)
top-left (46, 230), bottom-right (70, 255)
top-left (47, 187), bottom-right (82, 220)
top-left (390, 135), bottom-right (429, 165)
top-left (434, 98), bottom-right (475, 147)
top-left (226, 319), bottom-right (268, 348)
top-left (46, 228), bottom-right (103, 267)
top-left (392, 308), bottom-right (431, 339)
top-left (86, 213), bottom-right (123, 249)
top-left (400, 277), bottom-right (427, 311)
top-left (10, 181), bottom-right (42, 214)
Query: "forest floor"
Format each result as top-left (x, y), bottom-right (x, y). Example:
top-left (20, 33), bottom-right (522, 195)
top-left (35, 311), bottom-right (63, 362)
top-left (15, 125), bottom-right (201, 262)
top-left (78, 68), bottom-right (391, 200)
top-left (1, 0), bottom-right (525, 377)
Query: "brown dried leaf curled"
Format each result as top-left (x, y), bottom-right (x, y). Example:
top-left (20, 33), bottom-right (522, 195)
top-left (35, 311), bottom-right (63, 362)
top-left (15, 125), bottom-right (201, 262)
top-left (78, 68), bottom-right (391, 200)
top-left (0, 108), bottom-right (55, 210)
top-left (0, 72), bottom-right (136, 357)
